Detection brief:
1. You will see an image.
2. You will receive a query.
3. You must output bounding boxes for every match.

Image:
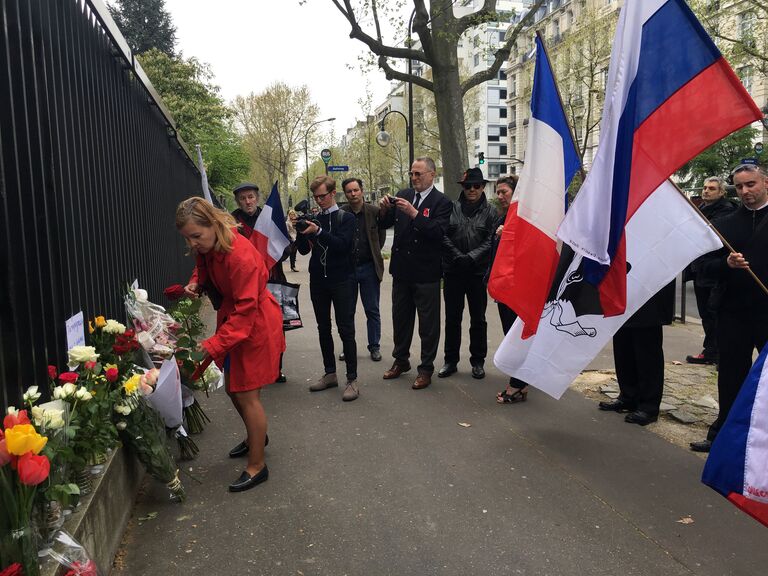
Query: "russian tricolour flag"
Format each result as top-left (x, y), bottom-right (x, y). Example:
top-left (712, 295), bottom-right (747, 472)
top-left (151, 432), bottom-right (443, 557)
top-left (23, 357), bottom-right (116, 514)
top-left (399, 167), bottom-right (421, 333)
top-left (488, 34), bottom-right (581, 337)
top-left (703, 346), bottom-right (768, 528)
top-left (252, 182), bottom-right (290, 270)
top-left (557, 0), bottom-right (763, 317)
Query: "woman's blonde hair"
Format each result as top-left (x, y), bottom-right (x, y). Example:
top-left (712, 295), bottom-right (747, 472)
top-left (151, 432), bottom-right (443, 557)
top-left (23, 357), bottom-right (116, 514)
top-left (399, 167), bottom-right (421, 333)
top-left (175, 197), bottom-right (237, 253)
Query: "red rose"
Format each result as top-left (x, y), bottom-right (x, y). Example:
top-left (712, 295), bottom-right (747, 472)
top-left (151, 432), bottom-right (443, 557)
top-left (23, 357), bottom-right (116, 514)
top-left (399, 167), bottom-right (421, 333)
top-left (58, 372), bottom-right (79, 384)
top-left (16, 452), bottom-right (50, 485)
top-left (164, 284), bottom-right (187, 301)
top-left (3, 409), bottom-right (31, 429)
top-left (123, 329), bottom-right (135, 338)
top-left (84, 361), bottom-right (97, 371)
top-left (47, 365), bottom-right (58, 379)
top-left (0, 563), bottom-right (24, 576)
top-left (105, 367), bottom-right (119, 383)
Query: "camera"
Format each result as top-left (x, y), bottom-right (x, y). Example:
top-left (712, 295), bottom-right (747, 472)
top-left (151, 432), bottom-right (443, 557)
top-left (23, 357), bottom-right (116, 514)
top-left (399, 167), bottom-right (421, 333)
top-left (294, 214), bottom-right (320, 232)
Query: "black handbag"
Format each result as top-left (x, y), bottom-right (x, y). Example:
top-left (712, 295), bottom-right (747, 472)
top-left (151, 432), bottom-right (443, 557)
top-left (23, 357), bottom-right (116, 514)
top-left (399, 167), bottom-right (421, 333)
top-left (266, 281), bottom-right (303, 331)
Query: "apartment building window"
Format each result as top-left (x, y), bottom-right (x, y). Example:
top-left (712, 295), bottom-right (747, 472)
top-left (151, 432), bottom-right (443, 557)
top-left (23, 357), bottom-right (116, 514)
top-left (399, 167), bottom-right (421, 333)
top-left (488, 108), bottom-right (500, 123)
top-left (500, 127), bottom-right (507, 137)
top-left (500, 145), bottom-right (508, 156)
top-left (474, 53), bottom-right (480, 67)
top-left (499, 108), bottom-right (507, 119)
top-left (474, 127), bottom-right (480, 140)
top-left (488, 126), bottom-right (500, 142)
top-left (499, 69), bottom-right (507, 81)
top-left (553, 19), bottom-right (560, 40)
top-left (567, 10), bottom-right (574, 27)
top-left (499, 89), bottom-right (507, 100)
top-left (488, 163), bottom-right (502, 178)
top-left (488, 89), bottom-right (501, 105)
top-left (738, 65), bottom-right (754, 92)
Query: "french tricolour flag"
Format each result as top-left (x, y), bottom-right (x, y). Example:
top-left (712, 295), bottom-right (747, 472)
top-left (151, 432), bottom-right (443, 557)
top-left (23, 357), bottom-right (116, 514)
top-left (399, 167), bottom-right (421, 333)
top-left (703, 345), bottom-right (768, 528)
top-left (252, 182), bottom-right (290, 270)
top-left (488, 34), bottom-right (581, 337)
top-left (557, 0), bottom-right (763, 317)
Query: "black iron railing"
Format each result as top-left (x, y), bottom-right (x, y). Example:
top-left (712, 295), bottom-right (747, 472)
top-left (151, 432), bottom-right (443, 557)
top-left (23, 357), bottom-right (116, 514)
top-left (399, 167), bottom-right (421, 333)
top-left (0, 0), bottom-right (205, 407)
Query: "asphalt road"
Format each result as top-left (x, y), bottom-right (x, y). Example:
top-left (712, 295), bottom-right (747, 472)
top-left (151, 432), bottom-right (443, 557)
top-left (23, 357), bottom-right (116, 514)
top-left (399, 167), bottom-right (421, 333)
top-left (114, 254), bottom-right (765, 576)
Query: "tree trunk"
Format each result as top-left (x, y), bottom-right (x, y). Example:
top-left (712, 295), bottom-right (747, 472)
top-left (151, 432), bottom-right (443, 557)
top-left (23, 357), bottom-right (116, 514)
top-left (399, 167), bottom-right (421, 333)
top-left (429, 6), bottom-right (467, 200)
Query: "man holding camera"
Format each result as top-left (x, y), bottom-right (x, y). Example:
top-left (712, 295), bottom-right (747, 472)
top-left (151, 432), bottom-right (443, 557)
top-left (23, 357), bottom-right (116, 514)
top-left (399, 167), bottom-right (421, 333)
top-left (380, 157), bottom-right (452, 389)
top-left (295, 176), bottom-right (360, 401)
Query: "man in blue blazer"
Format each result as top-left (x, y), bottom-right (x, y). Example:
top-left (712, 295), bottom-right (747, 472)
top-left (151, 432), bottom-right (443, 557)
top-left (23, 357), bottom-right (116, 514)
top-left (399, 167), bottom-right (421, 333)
top-left (380, 157), bottom-right (453, 389)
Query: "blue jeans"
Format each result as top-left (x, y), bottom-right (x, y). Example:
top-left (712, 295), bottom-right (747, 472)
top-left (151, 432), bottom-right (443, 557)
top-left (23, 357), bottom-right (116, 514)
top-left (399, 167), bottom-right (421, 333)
top-left (352, 261), bottom-right (381, 350)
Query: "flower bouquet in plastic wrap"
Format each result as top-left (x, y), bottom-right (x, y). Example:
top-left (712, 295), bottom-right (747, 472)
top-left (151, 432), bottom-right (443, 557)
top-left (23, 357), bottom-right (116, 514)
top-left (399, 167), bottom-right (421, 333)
top-left (45, 530), bottom-right (100, 575)
top-left (124, 287), bottom-right (179, 360)
top-left (114, 373), bottom-right (185, 501)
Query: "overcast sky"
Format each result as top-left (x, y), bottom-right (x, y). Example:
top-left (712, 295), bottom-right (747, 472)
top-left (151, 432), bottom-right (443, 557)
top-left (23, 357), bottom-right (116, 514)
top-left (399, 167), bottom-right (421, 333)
top-left (163, 0), bottom-right (405, 148)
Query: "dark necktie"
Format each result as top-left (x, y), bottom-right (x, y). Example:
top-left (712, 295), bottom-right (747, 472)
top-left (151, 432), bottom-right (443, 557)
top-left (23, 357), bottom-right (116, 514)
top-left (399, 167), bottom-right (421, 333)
top-left (414, 192), bottom-right (422, 209)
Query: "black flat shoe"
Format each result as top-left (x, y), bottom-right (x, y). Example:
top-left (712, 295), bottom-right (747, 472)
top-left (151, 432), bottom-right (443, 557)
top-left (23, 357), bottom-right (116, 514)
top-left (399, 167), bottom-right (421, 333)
top-left (438, 363), bottom-right (457, 378)
top-left (228, 435), bottom-right (269, 458)
top-left (275, 372), bottom-right (287, 383)
top-left (690, 439), bottom-right (712, 453)
top-left (471, 364), bottom-right (485, 379)
top-left (624, 410), bottom-right (658, 426)
top-left (598, 399), bottom-right (636, 413)
top-left (228, 465), bottom-right (269, 492)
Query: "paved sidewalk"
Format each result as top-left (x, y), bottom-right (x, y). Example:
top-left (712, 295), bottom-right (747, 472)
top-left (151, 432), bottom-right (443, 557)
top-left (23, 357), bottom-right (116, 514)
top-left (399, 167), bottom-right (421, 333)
top-left (113, 255), bottom-right (766, 575)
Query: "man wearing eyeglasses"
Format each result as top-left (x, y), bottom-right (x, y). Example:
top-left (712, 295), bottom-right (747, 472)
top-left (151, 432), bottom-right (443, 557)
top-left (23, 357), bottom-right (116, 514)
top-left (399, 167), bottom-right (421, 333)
top-left (690, 164), bottom-right (768, 452)
top-left (379, 157), bottom-right (453, 390)
top-left (295, 176), bottom-right (360, 402)
top-left (438, 167), bottom-right (498, 380)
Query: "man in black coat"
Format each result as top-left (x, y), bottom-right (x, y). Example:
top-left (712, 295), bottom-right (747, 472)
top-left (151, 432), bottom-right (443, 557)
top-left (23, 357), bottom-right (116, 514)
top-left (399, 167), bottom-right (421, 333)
top-left (439, 167), bottom-right (498, 380)
top-left (379, 157), bottom-right (453, 390)
top-left (296, 176), bottom-right (359, 402)
top-left (685, 176), bottom-right (737, 365)
top-left (599, 281), bottom-right (676, 426)
top-left (691, 164), bottom-right (768, 452)
top-left (231, 182), bottom-right (261, 234)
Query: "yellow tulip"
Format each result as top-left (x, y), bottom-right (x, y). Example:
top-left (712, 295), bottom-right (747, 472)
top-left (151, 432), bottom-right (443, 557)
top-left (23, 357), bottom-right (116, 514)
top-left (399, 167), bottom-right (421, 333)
top-left (95, 316), bottom-right (107, 328)
top-left (5, 424), bottom-right (48, 455)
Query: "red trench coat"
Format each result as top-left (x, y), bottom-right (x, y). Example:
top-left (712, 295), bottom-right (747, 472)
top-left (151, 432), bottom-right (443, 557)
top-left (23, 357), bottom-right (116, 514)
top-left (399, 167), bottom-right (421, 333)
top-left (190, 232), bottom-right (285, 392)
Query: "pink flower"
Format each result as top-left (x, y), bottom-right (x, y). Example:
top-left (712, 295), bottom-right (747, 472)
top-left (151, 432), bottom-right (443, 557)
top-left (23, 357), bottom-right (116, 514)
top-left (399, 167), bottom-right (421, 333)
top-left (3, 409), bottom-right (31, 429)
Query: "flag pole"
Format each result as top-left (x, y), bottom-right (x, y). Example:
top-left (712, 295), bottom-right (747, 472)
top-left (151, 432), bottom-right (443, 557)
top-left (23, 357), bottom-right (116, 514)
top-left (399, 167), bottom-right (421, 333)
top-left (668, 178), bottom-right (768, 297)
top-left (535, 30), bottom-right (587, 185)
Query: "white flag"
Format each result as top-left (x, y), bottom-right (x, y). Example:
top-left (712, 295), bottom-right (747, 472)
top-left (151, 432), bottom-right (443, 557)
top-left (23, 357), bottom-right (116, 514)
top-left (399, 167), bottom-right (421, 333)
top-left (494, 181), bottom-right (722, 399)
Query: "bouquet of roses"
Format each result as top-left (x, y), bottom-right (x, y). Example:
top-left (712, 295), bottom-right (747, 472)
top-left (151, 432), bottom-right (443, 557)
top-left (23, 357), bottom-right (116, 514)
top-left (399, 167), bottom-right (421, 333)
top-left (114, 374), bottom-right (185, 501)
top-left (0, 409), bottom-right (51, 576)
top-left (45, 530), bottom-right (100, 576)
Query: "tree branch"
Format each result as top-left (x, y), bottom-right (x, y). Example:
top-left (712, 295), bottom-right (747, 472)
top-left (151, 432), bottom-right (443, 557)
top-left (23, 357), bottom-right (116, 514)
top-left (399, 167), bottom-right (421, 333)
top-left (456, 0), bottom-right (497, 35)
top-left (711, 31), bottom-right (768, 64)
top-left (330, 0), bottom-right (430, 64)
top-left (377, 55), bottom-right (434, 91)
top-left (461, 0), bottom-right (546, 94)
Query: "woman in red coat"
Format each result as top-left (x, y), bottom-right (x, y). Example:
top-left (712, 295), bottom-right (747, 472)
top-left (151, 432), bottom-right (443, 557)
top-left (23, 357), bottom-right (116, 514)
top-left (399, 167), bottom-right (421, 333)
top-left (176, 197), bottom-right (285, 492)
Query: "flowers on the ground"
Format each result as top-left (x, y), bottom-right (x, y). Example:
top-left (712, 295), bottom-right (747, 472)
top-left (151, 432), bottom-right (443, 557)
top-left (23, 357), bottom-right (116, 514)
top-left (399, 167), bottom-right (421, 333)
top-left (5, 424), bottom-right (48, 455)
top-left (31, 406), bottom-right (65, 430)
top-left (58, 372), bottom-right (79, 385)
top-left (67, 346), bottom-right (99, 366)
top-left (22, 386), bottom-right (41, 406)
top-left (123, 374), bottom-right (141, 396)
top-left (47, 365), bottom-right (58, 380)
top-left (3, 408), bottom-right (31, 429)
top-left (74, 387), bottom-right (93, 402)
top-left (16, 452), bottom-right (50, 485)
top-left (53, 383), bottom-right (77, 399)
top-left (94, 316), bottom-right (106, 329)
top-left (105, 366), bottom-right (119, 383)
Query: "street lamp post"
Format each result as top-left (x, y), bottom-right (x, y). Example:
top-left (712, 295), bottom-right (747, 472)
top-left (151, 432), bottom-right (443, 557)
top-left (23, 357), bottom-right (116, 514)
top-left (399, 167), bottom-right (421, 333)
top-left (304, 117), bottom-right (336, 201)
top-left (376, 110), bottom-right (413, 188)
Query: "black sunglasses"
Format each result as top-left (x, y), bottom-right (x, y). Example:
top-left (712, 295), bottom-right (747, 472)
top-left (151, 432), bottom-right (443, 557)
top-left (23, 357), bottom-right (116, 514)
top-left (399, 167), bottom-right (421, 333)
top-left (462, 183), bottom-right (485, 190)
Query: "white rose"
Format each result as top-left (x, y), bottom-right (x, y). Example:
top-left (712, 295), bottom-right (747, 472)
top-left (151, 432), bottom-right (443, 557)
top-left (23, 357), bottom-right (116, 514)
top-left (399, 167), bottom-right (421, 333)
top-left (32, 406), bottom-right (65, 429)
top-left (6, 406), bottom-right (18, 416)
top-left (103, 319), bottom-right (126, 334)
top-left (67, 345), bottom-right (99, 365)
top-left (75, 387), bottom-right (92, 401)
top-left (116, 421), bottom-right (127, 431)
top-left (52, 386), bottom-right (64, 400)
top-left (23, 386), bottom-right (41, 404)
top-left (114, 404), bottom-right (132, 416)
top-left (62, 383), bottom-right (77, 397)
top-left (133, 288), bottom-right (148, 302)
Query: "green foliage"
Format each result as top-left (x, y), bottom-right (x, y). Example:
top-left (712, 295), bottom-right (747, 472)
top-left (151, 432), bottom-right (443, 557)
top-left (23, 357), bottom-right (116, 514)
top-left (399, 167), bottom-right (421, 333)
top-left (676, 126), bottom-right (760, 188)
top-left (137, 49), bottom-right (250, 194)
top-left (109, 0), bottom-right (177, 56)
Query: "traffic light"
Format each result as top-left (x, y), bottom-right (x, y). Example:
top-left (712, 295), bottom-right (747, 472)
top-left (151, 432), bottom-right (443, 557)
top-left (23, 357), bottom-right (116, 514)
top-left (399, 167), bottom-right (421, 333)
top-left (478, 152), bottom-right (485, 165)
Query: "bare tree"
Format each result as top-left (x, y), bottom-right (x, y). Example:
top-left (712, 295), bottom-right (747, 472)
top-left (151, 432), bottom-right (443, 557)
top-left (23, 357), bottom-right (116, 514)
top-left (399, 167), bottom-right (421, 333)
top-left (327, 0), bottom-right (545, 196)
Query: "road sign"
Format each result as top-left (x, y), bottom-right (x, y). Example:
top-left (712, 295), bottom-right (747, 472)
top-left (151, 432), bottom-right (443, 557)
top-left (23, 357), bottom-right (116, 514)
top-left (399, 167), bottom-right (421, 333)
top-left (741, 158), bottom-right (758, 165)
top-left (327, 165), bottom-right (349, 172)
top-left (755, 142), bottom-right (764, 155)
top-left (320, 148), bottom-right (332, 164)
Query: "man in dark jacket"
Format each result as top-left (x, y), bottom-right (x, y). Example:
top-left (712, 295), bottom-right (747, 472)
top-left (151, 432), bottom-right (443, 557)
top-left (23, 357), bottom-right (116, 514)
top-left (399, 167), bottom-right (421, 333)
top-left (691, 164), bottom-right (768, 451)
top-left (439, 167), bottom-right (498, 380)
top-left (379, 157), bottom-right (453, 390)
top-left (231, 183), bottom-right (261, 233)
top-left (296, 176), bottom-right (359, 402)
top-left (599, 281), bottom-right (676, 425)
top-left (341, 177), bottom-right (387, 361)
top-left (685, 176), bottom-right (737, 365)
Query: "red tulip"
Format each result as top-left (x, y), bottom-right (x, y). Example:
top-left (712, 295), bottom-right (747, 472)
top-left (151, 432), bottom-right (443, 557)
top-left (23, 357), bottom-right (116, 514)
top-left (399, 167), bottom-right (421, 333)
top-left (3, 409), bottom-right (31, 429)
top-left (48, 365), bottom-right (58, 379)
top-left (0, 438), bottom-right (11, 467)
top-left (16, 452), bottom-right (50, 485)
top-left (58, 372), bottom-right (79, 384)
top-left (105, 367), bottom-right (119, 383)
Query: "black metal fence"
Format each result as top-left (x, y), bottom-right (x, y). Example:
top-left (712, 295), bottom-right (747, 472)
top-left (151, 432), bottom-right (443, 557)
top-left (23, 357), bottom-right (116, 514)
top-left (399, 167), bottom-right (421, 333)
top-left (0, 0), bottom-right (205, 407)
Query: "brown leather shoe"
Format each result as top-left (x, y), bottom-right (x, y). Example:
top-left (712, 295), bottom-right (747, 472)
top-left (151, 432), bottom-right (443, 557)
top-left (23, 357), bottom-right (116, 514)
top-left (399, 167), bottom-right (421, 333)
top-left (412, 372), bottom-right (432, 390)
top-left (383, 362), bottom-right (411, 379)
